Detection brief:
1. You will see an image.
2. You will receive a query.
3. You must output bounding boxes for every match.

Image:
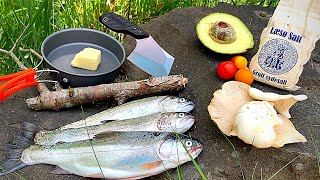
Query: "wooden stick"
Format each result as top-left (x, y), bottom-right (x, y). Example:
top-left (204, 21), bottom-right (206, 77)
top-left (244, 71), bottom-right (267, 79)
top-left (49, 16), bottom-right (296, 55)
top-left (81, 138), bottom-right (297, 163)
top-left (26, 75), bottom-right (188, 111)
top-left (0, 24), bottom-right (30, 70)
top-left (10, 24), bottom-right (29, 52)
top-left (0, 48), bottom-right (27, 70)
top-left (19, 47), bottom-right (42, 60)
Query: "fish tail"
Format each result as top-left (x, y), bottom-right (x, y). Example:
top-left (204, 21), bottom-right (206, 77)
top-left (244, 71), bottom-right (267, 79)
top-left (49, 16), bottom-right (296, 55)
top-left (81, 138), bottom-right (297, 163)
top-left (0, 122), bottom-right (37, 176)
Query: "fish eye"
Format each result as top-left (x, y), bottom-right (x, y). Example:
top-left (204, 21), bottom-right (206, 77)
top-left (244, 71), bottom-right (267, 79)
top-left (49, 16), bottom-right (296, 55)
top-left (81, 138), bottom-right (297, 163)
top-left (179, 98), bottom-right (186, 103)
top-left (178, 113), bottom-right (185, 118)
top-left (185, 140), bottom-right (193, 147)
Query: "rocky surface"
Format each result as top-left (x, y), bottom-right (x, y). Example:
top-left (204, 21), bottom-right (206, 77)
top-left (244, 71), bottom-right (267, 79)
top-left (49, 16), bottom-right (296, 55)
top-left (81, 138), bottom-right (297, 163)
top-left (0, 3), bottom-right (319, 180)
top-left (123, 3), bottom-right (320, 180)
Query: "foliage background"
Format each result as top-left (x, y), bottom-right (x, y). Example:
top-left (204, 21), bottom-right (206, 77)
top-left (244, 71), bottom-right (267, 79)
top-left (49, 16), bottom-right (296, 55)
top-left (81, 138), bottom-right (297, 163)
top-left (0, 0), bottom-right (279, 74)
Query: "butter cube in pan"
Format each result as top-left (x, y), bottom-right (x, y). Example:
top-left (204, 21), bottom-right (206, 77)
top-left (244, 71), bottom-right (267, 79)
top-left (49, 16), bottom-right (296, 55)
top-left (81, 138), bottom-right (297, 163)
top-left (71, 48), bottom-right (101, 71)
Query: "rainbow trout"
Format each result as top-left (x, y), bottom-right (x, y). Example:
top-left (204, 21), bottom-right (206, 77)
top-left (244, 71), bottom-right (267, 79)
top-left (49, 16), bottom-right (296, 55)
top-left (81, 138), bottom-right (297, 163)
top-left (8, 132), bottom-right (203, 179)
top-left (34, 112), bottom-right (195, 146)
top-left (61, 96), bottom-right (195, 130)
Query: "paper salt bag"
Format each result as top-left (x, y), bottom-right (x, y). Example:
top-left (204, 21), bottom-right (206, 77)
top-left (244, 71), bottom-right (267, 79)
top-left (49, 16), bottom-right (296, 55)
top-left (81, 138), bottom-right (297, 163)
top-left (249, 0), bottom-right (320, 91)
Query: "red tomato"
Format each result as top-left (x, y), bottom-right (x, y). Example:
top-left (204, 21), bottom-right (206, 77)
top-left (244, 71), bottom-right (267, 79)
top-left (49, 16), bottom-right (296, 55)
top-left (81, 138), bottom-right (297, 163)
top-left (230, 56), bottom-right (240, 63)
top-left (216, 61), bottom-right (237, 80)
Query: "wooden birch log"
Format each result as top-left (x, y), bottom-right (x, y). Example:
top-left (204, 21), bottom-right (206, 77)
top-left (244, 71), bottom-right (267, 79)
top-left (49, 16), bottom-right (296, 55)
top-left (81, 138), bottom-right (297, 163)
top-left (26, 75), bottom-right (188, 111)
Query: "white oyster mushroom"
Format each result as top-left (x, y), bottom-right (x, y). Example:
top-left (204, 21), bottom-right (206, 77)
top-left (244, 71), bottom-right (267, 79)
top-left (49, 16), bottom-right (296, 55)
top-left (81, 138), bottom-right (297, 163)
top-left (232, 101), bottom-right (283, 148)
top-left (248, 87), bottom-right (307, 118)
top-left (272, 114), bottom-right (307, 148)
top-left (208, 81), bottom-right (254, 136)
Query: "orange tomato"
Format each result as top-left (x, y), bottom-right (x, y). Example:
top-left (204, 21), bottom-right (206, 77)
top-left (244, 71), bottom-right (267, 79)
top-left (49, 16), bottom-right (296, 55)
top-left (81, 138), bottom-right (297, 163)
top-left (234, 57), bottom-right (248, 69)
top-left (231, 56), bottom-right (248, 69)
top-left (234, 69), bottom-right (254, 85)
top-left (230, 56), bottom-right (240, 63)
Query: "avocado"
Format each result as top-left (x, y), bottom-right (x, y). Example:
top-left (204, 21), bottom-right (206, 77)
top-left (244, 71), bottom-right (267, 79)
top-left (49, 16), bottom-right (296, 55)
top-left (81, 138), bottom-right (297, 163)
top-left (196, 13), bottom-right (254, 54)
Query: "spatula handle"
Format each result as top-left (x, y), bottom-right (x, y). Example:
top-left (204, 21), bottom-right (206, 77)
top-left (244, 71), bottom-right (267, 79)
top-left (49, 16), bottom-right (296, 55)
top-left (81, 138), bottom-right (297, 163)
top-left (99, 12), bottom-right (149, 39)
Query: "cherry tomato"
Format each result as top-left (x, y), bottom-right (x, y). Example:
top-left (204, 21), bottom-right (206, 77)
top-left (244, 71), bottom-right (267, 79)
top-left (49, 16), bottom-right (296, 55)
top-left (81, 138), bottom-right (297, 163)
top-left (230, 56), bottom-right (240, 63)
top-left (230, 56), bottom-right (248, 69)
top-left (216, 61), bottom-right (237, 80)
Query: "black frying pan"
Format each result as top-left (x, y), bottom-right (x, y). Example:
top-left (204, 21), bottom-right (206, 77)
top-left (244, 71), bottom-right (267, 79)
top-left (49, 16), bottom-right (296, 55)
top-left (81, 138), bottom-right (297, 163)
top-left (41, 28), bottom-right (125, 87)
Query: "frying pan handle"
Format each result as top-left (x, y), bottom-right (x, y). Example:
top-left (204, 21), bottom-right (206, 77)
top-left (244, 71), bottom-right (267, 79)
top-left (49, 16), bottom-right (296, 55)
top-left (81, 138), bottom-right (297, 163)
top-left (0, 68), bottom-right (38, 103)
top-left (99, 12), bottom-right (149, 39)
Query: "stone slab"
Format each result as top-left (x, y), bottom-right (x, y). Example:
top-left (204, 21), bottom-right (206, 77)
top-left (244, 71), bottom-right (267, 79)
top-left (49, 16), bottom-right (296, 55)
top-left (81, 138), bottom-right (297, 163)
top-left (123, 3), bottom-right (320, 180)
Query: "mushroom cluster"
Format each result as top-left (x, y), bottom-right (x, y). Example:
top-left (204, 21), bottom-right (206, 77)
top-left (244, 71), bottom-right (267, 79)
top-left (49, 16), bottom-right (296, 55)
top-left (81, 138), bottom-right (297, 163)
top-left (208, 81), bottom-right (307, 148)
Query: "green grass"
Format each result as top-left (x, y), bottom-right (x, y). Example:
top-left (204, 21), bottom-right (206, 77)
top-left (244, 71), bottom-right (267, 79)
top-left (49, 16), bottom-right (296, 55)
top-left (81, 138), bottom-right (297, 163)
top-left (175, 133), bottom-right (207, 179)
top-left (0, 0), bottom-right (279, 74)
top-left (222, 133), bottom-right (246, 180)
top-left (0, 0), bottom-right (53, 73)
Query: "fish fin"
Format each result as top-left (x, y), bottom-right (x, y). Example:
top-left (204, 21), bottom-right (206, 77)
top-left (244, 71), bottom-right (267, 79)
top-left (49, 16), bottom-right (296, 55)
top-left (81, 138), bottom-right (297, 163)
top-left (51, 166), bottom-right (73, 175)
top-left (140, 161), bottom-right (163, 170)
top-left (93, 131), bottom-right (133, 139)
top-left (108, 174), bottom-right (157, 180)
top-left (0, 122), bottom-right (36, 176)
top-left (85, 173), bottom-right (104, 178)
top-left (100, 120), bottom-right (117, 124)
top-left (0, 163), bottom-right (28, 176)
top-left (108, 177), bottom-right (139, 180)
top-left (93, 131), bottom-right (115, 139)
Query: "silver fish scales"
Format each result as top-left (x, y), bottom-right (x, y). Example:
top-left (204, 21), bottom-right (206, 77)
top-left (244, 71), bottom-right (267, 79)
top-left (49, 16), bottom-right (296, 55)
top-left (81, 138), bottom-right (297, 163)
top-left (61, 96), bottom-right (195, 130)
top-left (34, 112), bottom-right (195, 146)
top-left (21, 131), bottom-right (203, 179)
